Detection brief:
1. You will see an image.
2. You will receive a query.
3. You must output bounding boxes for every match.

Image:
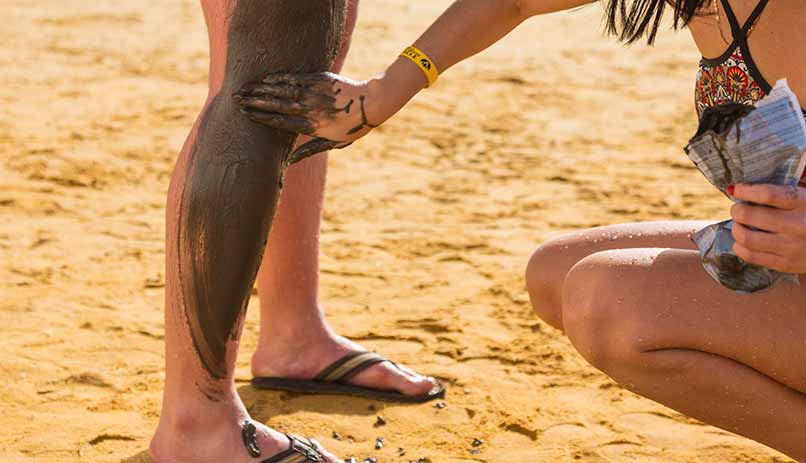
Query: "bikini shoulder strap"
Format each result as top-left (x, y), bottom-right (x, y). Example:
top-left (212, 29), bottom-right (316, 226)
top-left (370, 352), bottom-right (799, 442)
top-left (741, 0), bottom-right (770, 37)
top-left (719, 0), bottom-right (770, 41)
top-left (718, 0), bottom-right (743, 38)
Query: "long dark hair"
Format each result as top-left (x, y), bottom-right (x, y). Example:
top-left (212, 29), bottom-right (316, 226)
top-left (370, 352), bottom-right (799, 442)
top-left (604, 0), bottom-right (711, 44)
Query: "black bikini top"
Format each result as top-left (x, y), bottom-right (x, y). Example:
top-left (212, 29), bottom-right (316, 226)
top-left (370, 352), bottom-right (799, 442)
top-left (694, 0), bottom-right (772, 117)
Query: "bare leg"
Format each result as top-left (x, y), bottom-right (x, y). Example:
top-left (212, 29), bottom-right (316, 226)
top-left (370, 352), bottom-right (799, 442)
top-left (562, 248), bottom-right (806, 460)
top-left (251, 0), bottom-right (438, 396)
top-left (526, 221), bottom-right (710, 330)
top-left (526, 222), bottom-right (806, 459)
top-left (151, 1), bottom-right (347, 462)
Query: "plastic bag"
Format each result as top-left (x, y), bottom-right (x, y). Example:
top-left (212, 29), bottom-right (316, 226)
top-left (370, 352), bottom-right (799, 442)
top-left (685, 80), bottom-right (806, 294)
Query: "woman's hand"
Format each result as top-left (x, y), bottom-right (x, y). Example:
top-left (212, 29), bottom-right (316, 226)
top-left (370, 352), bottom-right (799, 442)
top-left (730, 183), bottom-right (806, 274)
top-left (234, 72), bottom-right (390, 164)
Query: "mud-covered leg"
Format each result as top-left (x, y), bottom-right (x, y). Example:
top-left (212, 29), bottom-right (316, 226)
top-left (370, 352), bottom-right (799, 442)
top-left (152, 1), bottom-right (347, 462)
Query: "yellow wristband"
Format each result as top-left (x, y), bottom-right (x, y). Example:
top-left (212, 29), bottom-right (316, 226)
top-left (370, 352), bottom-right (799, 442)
top-left (400, 46), bottom-right (439, 88)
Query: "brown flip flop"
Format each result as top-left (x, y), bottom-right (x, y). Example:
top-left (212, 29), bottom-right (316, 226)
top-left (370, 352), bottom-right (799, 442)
top-left (251, 351), bottom-right (446, 403)
top-left (242, 420), bottom-right (330, 463)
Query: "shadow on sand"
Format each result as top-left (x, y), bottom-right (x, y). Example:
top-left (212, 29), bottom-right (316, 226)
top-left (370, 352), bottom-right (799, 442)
top-left (237, 383), bottom-right (381, 421)
top-left (120, 450), bottom-right (151, 463)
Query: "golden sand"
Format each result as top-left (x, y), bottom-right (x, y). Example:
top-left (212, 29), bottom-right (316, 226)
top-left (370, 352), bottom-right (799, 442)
top-left (0, 0), bottom-right (793, 462)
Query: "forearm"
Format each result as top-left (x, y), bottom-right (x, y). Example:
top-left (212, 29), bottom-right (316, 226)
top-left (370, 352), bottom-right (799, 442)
top-left (233, 0), bottom-right (596, 155)
top-left (370, 0), bottom-right (594, 120)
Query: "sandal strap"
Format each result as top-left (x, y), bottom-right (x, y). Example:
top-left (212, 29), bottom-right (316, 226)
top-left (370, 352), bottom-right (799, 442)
top-left (314, 351), bottom-right (388, 383)
top-left (243, 422), bottom-right (326, 463)
top-left (259, 434), bottom-right (326, 463)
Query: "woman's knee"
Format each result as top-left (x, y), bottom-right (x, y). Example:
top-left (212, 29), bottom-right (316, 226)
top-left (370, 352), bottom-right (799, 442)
top-left (561, 251), bottom-right (649, 372)
top-left (526, 240), bottom-right (571, 330)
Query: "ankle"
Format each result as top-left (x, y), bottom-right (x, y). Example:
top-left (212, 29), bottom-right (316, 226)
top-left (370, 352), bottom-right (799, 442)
top-left (256, 315), bottom-right (334, 349)
top-left (251, 327), bottom-right (351, 378)
top-left (159, 391), bottom-right (246, 434)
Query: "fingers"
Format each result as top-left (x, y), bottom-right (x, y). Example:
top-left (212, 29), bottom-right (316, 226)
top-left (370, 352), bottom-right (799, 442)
top-left (731, 202), bottom-right (806, 235)
top-left (731, 222), bottom-right (796, 256)
top-left (288, 137), bottom-right (352, 165)
top-left (733, 242), bottom-right (793, 272)
top-left (260, 72), bottom-right (335, 86)
top-left (235, 72), bottom-right (337, 103)
top-left (236, 82), bottom-right (307, 101)
top-left (240, 108), bottom-right (316, 136)
top-left (731, 184), bottom-right (805, 210)
top-left (234, 94), bottom-right (311, 115)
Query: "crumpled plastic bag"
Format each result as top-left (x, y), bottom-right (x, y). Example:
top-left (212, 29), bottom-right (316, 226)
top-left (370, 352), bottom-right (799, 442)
top-left (685, 80), bottom-right (806, 294)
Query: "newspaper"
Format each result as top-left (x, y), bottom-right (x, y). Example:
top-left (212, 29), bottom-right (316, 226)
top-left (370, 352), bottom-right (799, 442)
top-left (685, 80), bottom-right (806, 293)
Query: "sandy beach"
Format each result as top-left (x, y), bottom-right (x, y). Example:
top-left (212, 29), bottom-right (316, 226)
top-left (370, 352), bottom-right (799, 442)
top-left (0, 0), bottom-right (794, 462)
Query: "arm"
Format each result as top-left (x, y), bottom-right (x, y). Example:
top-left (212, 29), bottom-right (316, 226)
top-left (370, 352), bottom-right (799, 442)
top-left (234, 0), bottom-right (595, 161)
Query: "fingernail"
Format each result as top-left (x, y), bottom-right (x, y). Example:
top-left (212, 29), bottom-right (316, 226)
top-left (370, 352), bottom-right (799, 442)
top-left (727, 185), bottom-right (736, 196)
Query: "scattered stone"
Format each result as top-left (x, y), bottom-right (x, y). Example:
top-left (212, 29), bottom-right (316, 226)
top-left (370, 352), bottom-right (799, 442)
top-left (374, 415), bottom-right (387, 427)
top-left (362, 458), bottom-right (377, 463)
top-left (472, 438), bottom-right (484, 447)
top-left (375, 437), bottom-right (384, 450)
top-left (332, 431), bottom-right (342, 441)
top-left (398, 447), bottom-right (406, 456)
top-left (434, 401), bottom-right (447, 409)
top-left (345, 458), bottom-right (358, 463)
top-left (470, 449), bottom-right (481, 455)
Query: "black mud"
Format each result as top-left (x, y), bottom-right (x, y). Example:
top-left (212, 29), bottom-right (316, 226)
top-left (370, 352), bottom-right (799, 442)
top-left (177, 0), bottom-right (347, 381)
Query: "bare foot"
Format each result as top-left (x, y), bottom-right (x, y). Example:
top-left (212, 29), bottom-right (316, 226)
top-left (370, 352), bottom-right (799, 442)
top-left (150, 394), bottom-right (342, 463)
top-left (251, 327), bottom-right (440, 397)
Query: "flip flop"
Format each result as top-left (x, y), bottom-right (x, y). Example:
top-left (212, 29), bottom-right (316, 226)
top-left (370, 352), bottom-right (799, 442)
top-left (242, 420), bottom-right (330, 462)
top-left (251, 351), bottom-right (446, 403)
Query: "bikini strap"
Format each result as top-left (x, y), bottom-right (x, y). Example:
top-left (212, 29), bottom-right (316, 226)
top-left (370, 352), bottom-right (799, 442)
top-left (741, 0), bottom-right (769, 37)
top-left (718, 0), bottom-right (770, 41)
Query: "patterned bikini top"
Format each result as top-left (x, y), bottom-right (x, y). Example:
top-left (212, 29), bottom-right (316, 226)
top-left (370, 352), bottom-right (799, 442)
top-left (694, 0), bottom-right (806, 185)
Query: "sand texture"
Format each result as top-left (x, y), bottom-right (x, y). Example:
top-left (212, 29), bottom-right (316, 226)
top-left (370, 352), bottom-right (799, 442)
top-left (0, 0), bottom-right (793, 462)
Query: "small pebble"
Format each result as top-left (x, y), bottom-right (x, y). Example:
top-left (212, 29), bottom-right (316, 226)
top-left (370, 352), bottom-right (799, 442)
top-left (472, 438), bottom-right (484, 447)
top-left (362, 458), bottom-right (377, 463)
top-left (332, 431), bottom-right (342, 441)
top-left (470, 449), bottom-right (481, 455)
top-left (435, 401), bottom-right (447, 409)
top-left (345, 458), bottom-right (357, 463)
top-left (374, 415), bottom-right (387, 427)
top-left (375, 437), bottom-right (384, 450)
top-left (398, 447), bottom-right (406, 456)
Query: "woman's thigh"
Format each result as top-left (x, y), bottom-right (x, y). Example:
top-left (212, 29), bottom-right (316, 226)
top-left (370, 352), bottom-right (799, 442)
top-left (527, 221), bottom-right (712, 329)
top-left (563, 246), bottom-right (806, 394)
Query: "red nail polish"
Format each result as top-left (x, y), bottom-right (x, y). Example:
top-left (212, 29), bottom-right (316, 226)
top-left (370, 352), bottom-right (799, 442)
top-left (727, 185), bottom-right (736, 196)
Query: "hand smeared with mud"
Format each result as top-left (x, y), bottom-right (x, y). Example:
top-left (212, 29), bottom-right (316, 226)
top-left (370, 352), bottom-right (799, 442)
top-left (234, 72), bottom-right (378, 164)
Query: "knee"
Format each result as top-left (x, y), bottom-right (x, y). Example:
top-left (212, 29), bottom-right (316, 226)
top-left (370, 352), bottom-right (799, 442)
top-left (525, 240), bottom-right (571, 330)
top-left (561, 252), bottom-right (646, 373)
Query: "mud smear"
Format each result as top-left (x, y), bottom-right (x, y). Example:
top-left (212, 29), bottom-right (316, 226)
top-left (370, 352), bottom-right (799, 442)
top-left (174, 0), bottom-right (346, 384)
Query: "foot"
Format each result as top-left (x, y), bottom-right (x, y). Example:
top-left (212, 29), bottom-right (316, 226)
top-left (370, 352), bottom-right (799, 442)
top-left (150, 394), bottom-right (342, 463)
top-left (251, 329), bottom-right (440, 397)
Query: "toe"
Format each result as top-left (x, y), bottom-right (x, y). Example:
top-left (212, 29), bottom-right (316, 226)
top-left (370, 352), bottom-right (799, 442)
top-left (310, 439), bottom-right (343, 463)
top-left (352, 361), bottom-right (440, 397)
